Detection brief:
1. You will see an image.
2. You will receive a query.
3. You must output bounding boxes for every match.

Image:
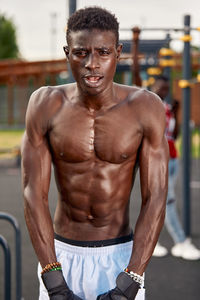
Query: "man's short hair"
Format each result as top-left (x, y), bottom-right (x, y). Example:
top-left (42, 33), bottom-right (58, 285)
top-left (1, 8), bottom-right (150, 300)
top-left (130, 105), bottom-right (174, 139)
top-left (66, 6), bottom-right (119, 46)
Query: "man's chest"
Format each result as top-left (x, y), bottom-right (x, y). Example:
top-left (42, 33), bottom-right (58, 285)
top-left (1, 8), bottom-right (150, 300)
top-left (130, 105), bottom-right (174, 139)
top-left (49, 104), bottom-right (142, 164)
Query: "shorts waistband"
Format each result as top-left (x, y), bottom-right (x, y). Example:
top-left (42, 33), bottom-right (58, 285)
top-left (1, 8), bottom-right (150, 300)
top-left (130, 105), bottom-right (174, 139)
top-left (54, 231), bottom-right (133, 247)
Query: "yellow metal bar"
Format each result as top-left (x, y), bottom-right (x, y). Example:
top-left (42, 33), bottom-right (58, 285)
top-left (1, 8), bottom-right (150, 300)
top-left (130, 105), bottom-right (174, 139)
top-left (178, 79), bottom-right (191, 88)
top-left (159, 59), bottom-right (176, 67)
top-left (180, 35), bottom-right (192, 42)
top-left (159, 48), bottom-right (175, 56)
top-left (147, 67), bottom-right (162, 75)
top-left (142, 77), bottom-right (155, 87)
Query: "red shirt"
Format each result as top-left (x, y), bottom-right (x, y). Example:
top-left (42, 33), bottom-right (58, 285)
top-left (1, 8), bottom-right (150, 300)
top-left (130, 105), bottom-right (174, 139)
top-left (165, 103), bottom-right (177, 159)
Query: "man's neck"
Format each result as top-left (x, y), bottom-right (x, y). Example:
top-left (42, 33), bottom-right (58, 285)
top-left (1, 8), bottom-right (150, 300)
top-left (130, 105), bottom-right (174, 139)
top-left (76, 83), bottom-right (117, 111)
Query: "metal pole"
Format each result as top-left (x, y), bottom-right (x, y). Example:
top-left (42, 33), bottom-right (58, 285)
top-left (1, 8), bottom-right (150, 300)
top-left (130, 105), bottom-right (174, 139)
top-left (0, 212), bottom-right (22, 300)
top-left (182, 15), bottom-right (191, 236)
top-left (67, 0), bottom-right (77, 83)
top-left (120, 26), bottom-right (198, 32)
top-left (0, 235), bottom-right (11, 300)
top-left (131, 27), bottom-right (142, 87)
top-left (163, 33), bottom-right (172, 104)
top-left (69, 0), bottom-right (76, 16)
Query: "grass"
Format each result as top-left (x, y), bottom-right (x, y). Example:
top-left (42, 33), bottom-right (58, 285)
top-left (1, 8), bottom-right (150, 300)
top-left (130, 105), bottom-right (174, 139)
top-left (0, 129), bottom-right (24, 159)
top-left (176, 129), bottom-right (200, 158)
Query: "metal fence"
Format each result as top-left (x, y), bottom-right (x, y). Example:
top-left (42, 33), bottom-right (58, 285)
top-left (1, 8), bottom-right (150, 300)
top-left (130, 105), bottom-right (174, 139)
top-left (0, 85), bottom-right (34, 127)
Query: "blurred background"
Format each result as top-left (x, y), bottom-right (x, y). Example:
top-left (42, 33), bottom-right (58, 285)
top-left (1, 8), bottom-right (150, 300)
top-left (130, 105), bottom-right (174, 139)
top-left (0, 0), bottom-right (200, 299)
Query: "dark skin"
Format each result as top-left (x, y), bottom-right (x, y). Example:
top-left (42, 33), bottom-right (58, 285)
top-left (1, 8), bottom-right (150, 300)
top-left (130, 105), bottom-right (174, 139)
top-left (21, 29), bottom-right (168, 283)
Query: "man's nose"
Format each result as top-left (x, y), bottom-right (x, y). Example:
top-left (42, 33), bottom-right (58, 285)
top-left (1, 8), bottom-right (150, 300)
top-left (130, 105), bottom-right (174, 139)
top-left (85, 53), bottom-right (100, 69)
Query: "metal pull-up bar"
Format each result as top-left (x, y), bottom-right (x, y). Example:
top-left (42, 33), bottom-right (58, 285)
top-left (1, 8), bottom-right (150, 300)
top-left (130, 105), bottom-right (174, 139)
top-left (120, 26), bottom-right (200, 32)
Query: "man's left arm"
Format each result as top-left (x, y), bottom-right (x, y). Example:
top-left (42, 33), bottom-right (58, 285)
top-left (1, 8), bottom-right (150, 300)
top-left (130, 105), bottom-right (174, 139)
top-left (127, 94), bottom-right (169, 276)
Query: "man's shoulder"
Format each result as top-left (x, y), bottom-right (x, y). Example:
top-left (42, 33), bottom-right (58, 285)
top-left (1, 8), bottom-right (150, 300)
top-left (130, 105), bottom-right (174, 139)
top-left (115, 83), bottom-right (164, 111)
top-left (26, 83), bottom-right (77, 129)
top-left (29, 83), bottom-right (76, 108)
top-left (115, 84), bottom-right (166, 136)
top-left (128, 86), bottom-right (163, 107)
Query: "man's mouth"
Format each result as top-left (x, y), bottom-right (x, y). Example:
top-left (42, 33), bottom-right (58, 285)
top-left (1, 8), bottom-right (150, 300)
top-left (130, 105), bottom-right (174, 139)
top-left (83, 75), bottom-right (103, 87)
top-left (86, 76), bottom-right (101, 83)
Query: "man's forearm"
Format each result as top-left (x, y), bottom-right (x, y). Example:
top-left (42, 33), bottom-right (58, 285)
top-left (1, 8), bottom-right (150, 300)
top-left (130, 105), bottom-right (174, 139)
top-left (24, 190), bottom-right (57, 268)
top-left (126, 194), bottom-right (166, 275)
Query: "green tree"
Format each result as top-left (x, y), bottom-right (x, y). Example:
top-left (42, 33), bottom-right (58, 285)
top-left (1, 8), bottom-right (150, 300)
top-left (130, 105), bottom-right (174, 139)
top-left (0, 14), bottom-right (19, 59)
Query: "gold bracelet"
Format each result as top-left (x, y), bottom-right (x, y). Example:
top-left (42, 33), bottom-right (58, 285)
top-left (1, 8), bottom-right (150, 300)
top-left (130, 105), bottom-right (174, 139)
top-left (41, 262), bottom-right (61, 274)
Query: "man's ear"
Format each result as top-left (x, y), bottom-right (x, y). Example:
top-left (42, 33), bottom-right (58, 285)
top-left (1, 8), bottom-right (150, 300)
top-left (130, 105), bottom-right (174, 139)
top-left (63, 46), bottom-right (69, 58)
top-left (116, 43), bottom-right (123, 61)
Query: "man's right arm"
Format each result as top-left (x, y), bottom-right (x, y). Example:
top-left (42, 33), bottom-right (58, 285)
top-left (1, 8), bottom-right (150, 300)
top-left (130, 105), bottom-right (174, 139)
top-left (21, 88), bottom-right (57, 268)
top-left (21, 88), bottom-right (83, 300)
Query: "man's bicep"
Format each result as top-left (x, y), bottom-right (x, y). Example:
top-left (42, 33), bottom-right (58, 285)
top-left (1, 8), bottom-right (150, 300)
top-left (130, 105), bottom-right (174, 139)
top-left (139, 130), bottom-right (169, 205)
top-left (22, 88), bottom-right (53, 197)
top-left (21, 131), bottom-right (52, 196)
top-left (25, 87), bottom-right (50, 147)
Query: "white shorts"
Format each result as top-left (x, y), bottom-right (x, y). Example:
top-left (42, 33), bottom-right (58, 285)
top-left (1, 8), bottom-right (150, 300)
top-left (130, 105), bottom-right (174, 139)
top-left (38, 234), bottom-right (145, 300)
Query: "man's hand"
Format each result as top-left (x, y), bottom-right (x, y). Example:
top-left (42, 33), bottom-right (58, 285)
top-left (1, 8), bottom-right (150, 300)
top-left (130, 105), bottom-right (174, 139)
top-left (42, 270), bottom-right (83, 299)
top-left (97, 272), bottom-right (140, 300)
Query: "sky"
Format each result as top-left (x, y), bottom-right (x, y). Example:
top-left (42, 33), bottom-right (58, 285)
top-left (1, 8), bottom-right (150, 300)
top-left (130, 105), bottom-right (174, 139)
top-left (1, 0), bottom-right (200, 61)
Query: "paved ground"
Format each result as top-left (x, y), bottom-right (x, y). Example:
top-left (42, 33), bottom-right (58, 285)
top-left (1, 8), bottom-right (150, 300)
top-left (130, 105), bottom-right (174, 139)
top-left (0, 158), bottom-right (200, 300)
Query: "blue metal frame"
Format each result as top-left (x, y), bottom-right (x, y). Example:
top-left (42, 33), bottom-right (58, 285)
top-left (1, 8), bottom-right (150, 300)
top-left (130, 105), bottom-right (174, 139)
top-left (0, 212), bottom-right (22, 300)
top-left (0, 235), bottom-right (11, 300)
top-left (182, 15), bottom-right (191, 236)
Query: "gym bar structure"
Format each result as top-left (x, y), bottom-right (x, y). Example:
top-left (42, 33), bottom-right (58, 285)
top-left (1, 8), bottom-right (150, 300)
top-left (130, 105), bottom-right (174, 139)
top-left (121, 14), bottom-right (200, 236)
top-left (0, 235), bottom-right (11, 300)
top-left (0, 212), bottom-right (22, 300)
top-left (66, 0), bottom-right (77, 83)
top-left (181, 15), bottom-right (192, 236)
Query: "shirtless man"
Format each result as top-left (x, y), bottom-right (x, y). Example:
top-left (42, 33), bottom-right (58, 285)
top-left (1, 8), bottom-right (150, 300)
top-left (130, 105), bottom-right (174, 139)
top-left (21, 7), bottom-right (168, 300)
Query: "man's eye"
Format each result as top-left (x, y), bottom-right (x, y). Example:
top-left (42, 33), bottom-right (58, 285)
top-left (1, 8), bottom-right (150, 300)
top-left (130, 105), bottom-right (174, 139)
top-left (99, 50), bottom-right (110, 56)
top-left (74, 50), bottom-right (87, 57)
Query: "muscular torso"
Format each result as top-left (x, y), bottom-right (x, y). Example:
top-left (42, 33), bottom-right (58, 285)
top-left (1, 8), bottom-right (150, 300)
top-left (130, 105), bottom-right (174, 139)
top-left (23, 77), bottom-right (167, 272)
top-left (43, 84), bottom-right (143, 240)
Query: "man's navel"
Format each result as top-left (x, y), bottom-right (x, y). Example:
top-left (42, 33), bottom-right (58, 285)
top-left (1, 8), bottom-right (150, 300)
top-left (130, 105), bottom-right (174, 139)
top-left (87, 214), bottom-right (94, 220)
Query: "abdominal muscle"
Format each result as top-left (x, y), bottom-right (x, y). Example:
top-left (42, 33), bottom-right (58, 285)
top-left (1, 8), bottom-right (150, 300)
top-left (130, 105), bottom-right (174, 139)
top-left (53, 159), bottom-right (134, 241)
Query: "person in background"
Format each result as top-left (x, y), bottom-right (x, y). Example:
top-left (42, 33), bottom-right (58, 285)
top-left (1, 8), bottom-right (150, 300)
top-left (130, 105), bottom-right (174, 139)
top-left (151, 75), bottom-right (200, 260)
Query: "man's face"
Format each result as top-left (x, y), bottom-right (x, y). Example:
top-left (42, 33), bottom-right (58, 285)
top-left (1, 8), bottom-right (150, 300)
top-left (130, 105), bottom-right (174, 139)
top-left (65, 29), bottom-right (122, 96)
